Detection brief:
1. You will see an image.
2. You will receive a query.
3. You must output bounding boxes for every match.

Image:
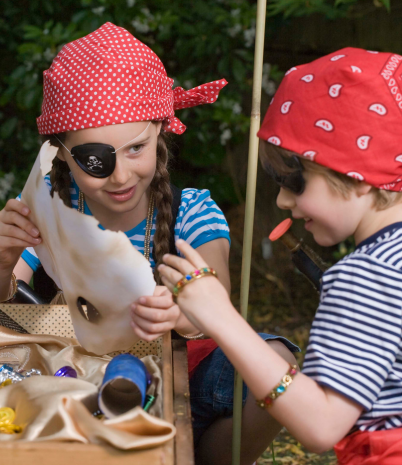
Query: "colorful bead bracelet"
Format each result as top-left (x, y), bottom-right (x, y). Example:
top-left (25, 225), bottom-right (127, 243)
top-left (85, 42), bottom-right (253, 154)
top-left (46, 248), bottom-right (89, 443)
top-left (256, 364), bottom-right (298, 409)
top-left (173, 267), bottom-right (218, 299)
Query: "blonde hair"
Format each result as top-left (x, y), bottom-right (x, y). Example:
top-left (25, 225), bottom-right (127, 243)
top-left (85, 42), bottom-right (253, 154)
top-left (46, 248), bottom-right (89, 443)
top-left (260, 142), bottom-right (402, 211)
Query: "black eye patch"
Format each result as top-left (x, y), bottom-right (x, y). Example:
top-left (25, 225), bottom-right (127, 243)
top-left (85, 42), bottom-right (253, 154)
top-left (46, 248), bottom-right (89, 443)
top-left (70, 143), bottom-right (116, 178)
top-left (262, 155), bottom-right (305, 195)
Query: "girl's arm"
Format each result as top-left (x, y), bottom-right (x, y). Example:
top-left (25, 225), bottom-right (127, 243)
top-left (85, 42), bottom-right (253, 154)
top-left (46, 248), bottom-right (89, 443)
top-left (195, 238), bottom-right (230, 293)
top-left (159, 240), bottom-right (363, 453)
top-left (14, 257), bottom-right (34, 283)
top-left (0, 199), bottom-right (40, 300)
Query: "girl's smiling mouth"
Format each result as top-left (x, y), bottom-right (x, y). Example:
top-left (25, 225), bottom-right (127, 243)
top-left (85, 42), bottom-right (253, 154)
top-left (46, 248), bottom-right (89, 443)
top-left (106, 185), bottom-right (136, 202)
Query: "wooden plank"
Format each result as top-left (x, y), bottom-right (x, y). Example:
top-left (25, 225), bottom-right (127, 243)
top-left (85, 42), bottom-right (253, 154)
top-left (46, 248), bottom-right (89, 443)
top-left (172, 339), bottom-right (194, 465)
top-left (2, 442), bottom-right (171, 465)
top-left (162, 331), bottom-right (174, 424)
top-left (161, 330), bottom-right (175, 465)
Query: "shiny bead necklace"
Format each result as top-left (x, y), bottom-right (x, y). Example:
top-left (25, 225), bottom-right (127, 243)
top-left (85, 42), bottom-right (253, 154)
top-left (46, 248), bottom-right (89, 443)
top-left (78, 190), bottom-right (155, 262)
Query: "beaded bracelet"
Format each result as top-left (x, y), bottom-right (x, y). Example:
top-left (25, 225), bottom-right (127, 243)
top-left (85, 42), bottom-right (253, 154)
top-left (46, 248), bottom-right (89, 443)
top-left (256, 364), bottom-right (298, 409)
top-left (175, 330), bottom-right (204, 340)
top-left (173, 267), bottom-right (218, 299)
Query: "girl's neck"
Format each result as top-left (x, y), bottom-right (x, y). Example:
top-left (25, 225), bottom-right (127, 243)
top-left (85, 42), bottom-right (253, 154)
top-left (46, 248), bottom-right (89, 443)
top-left (84, 190), bottom-right (151, 233)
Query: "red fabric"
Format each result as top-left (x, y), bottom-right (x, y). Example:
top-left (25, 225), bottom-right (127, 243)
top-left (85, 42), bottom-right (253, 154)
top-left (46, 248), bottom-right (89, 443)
top-left (257, 47), bottom-right (402, 191)
top-left (334, 428), bottom-right (402, 465)
top-left (187, 339), bottom-right (218, 379)
top-left (37, 22), bottom-right (227, 135)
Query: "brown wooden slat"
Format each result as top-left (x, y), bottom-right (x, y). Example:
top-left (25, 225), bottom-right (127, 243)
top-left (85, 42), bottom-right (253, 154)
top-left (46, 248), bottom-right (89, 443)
top-left (1, 442), bottom-right (171, 465)
top-left (172, 339), bottom-right (195, 465)
top-left (162, 331), bottom-right (175, 465)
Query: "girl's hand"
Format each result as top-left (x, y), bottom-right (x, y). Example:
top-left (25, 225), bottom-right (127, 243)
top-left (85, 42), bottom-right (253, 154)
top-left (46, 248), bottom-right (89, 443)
top-left (130, 287), bottom-right (181, 342)
top-left (0, 199), bottom-right (41, 273)
top-left (158, 239), bottom-right (232, 336)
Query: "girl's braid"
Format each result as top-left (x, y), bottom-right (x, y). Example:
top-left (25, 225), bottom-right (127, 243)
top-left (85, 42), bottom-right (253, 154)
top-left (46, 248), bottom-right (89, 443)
top-left (42, 134), bottom-right (72, 208)
top-left (151, 131), bottom-right (173, 284)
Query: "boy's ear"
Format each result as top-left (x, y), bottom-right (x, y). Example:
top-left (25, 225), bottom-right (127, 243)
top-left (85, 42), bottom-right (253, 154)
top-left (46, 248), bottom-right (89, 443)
top-left (355, 181), bottom-right (373, 197)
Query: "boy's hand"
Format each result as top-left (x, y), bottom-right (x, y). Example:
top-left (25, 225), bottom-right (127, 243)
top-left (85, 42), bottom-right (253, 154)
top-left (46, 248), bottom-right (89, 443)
top-left (158, 240), bottom-right (233, 336)
top-left (130, 286), bottom-right (181, 342)
top-left (0, 199), bottom-right (41, 273)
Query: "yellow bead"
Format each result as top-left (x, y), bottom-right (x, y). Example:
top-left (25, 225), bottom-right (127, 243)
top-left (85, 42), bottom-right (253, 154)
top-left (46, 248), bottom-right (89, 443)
top-left (0, 379), bottom-right (12, 389)
top-left (0, 407), bottom-right (15, 426)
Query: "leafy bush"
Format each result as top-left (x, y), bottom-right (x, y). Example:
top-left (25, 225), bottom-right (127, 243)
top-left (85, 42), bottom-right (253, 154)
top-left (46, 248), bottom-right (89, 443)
top-left (0, 0), bottom-right (269, 206)
top-left (0, 0), bottom-right (391, 206)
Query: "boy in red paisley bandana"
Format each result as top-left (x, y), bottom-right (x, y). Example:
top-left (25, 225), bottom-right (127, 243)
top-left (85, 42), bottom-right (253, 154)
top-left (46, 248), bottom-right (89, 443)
top-left (159, 48), bottom-right (402, 464)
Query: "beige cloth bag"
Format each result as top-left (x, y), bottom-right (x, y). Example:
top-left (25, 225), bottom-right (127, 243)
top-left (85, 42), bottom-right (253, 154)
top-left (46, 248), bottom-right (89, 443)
top-left (0, 319), bottom-right (175, 449)
top-left (0, 304), bottom-right (162, 358)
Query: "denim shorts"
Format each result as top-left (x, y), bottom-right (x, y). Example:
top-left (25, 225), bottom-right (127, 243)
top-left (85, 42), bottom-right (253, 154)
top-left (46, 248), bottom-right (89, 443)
top-left (189, 333), bottom-right (300, 447)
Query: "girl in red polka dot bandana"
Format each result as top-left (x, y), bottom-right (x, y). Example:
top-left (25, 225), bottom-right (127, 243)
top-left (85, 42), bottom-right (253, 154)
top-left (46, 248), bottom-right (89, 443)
top-left (0, 22), bottom-right (300, 463)
top-left (154, 47), bottom-right (402, 465)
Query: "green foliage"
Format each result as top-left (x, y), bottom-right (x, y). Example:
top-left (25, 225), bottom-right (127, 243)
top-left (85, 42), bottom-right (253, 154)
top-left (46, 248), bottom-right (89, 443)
top-left (0, 0), bottom-right (392, 208)
top-left (331, 237), bottom-right (355, 262)
top-left (267, 0), bottom-right (391, 18)
top-left (0, 0), bottom-right (267, 207)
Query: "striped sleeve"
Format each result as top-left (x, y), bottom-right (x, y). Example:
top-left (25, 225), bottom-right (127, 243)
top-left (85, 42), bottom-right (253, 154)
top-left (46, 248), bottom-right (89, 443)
top-left (175, 188), bottom-right (230, 249)
top-left (302, 254), bottom-right (402, 411)
top-left (21, 248), bottom-right (41, 272)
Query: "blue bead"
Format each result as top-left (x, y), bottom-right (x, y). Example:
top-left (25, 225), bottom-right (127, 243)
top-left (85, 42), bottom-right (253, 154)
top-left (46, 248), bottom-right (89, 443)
top-left (54, 366), bottom-right (78, 378)
top-left (276, 385), bottom-right (286, 394)
top-left (186, 275), bottom-right (192, 280)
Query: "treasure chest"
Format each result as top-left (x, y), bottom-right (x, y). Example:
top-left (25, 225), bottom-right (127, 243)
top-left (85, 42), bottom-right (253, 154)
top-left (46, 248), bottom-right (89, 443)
top-left (0, 304), bottom-right (194, 465)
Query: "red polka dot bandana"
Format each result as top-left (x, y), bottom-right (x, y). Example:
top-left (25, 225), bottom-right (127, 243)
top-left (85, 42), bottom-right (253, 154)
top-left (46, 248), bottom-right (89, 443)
top-left (37, 22), bottom-right (228, 135)
top-left (257, 47), bottom-right (402, 191)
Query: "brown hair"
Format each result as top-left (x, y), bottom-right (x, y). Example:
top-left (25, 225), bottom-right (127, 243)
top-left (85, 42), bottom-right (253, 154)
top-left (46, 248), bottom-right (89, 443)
top-left (260, 141), bottom-right (402, 211)
top-left (43, 124), bottom-right (173, 283)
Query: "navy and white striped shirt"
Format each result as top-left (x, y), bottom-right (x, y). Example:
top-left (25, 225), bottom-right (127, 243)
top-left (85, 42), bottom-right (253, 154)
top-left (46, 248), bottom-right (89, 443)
top-left (21, 175), bottom-right (230, 272)
top-left (302, 223), bottom-right (402, 432)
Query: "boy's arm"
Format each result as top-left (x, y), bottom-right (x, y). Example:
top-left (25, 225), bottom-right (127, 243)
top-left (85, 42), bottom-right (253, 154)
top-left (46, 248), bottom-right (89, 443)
top-left (214, 307), bottom-right (363, 453)
top-left (159, 240), bottom-right (366, 453)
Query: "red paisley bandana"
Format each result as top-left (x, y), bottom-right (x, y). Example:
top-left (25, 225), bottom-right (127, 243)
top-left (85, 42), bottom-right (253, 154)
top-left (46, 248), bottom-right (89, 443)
top-left (257, 47), bottom-right (402, 191)
top-left (37, 22), bottom-right (227, 135)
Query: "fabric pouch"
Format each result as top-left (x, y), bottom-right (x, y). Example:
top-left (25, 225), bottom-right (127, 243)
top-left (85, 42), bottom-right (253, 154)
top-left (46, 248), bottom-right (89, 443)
top-left (0, 326), bottom-right (175, 449)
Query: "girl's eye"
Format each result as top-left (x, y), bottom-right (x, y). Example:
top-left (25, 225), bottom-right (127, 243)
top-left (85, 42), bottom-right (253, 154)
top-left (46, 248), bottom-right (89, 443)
top-left (127, 144), bottom-right (144, 155)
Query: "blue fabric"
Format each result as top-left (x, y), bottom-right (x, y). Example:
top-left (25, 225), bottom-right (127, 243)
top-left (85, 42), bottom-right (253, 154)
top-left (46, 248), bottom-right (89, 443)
top-left (190, 333), bottom-right (300, 446)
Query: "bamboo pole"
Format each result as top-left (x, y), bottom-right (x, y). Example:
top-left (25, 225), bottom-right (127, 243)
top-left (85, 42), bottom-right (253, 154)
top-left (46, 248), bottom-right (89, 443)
top-left (231, 1), bottom-right (267, 464)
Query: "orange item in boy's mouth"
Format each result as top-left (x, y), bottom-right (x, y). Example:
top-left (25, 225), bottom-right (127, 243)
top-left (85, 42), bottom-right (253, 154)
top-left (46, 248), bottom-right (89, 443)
top-left (269, 218), bottom-right (293, 242)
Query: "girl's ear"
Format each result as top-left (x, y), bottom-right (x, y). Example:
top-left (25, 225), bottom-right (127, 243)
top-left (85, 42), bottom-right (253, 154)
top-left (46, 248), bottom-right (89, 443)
top-left (56, 149), bottom-right (66, 162)
top-left (155, 122), bottom-right (163, 136)
top-left (355, 181), bottom-right (373, 197)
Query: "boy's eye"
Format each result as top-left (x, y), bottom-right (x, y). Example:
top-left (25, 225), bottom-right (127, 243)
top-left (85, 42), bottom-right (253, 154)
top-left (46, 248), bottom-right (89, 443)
top-left (127, 144), bottom-right (144, 154)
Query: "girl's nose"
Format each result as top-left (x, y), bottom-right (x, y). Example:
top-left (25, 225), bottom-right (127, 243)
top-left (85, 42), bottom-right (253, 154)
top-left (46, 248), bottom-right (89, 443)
top-left (276, 187), bottom-right (296, 210)
top-left (109, 156), bottom-right (131, 185)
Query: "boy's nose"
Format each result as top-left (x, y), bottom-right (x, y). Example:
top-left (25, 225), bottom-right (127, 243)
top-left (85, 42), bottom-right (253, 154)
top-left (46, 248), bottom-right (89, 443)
top-left (276, 187), bottom-right (296, 210)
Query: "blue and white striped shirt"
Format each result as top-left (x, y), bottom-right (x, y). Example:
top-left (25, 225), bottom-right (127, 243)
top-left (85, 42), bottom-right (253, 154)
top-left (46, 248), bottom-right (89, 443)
top-left (302, 223), bottom-right (402, 432)
top-left (21, 175), bottom-right (230, 272)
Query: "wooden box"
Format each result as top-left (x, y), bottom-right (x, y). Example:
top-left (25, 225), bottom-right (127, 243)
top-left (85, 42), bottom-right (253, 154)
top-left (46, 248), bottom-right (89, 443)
top-left (0, 305), bottom-right (194, 465)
